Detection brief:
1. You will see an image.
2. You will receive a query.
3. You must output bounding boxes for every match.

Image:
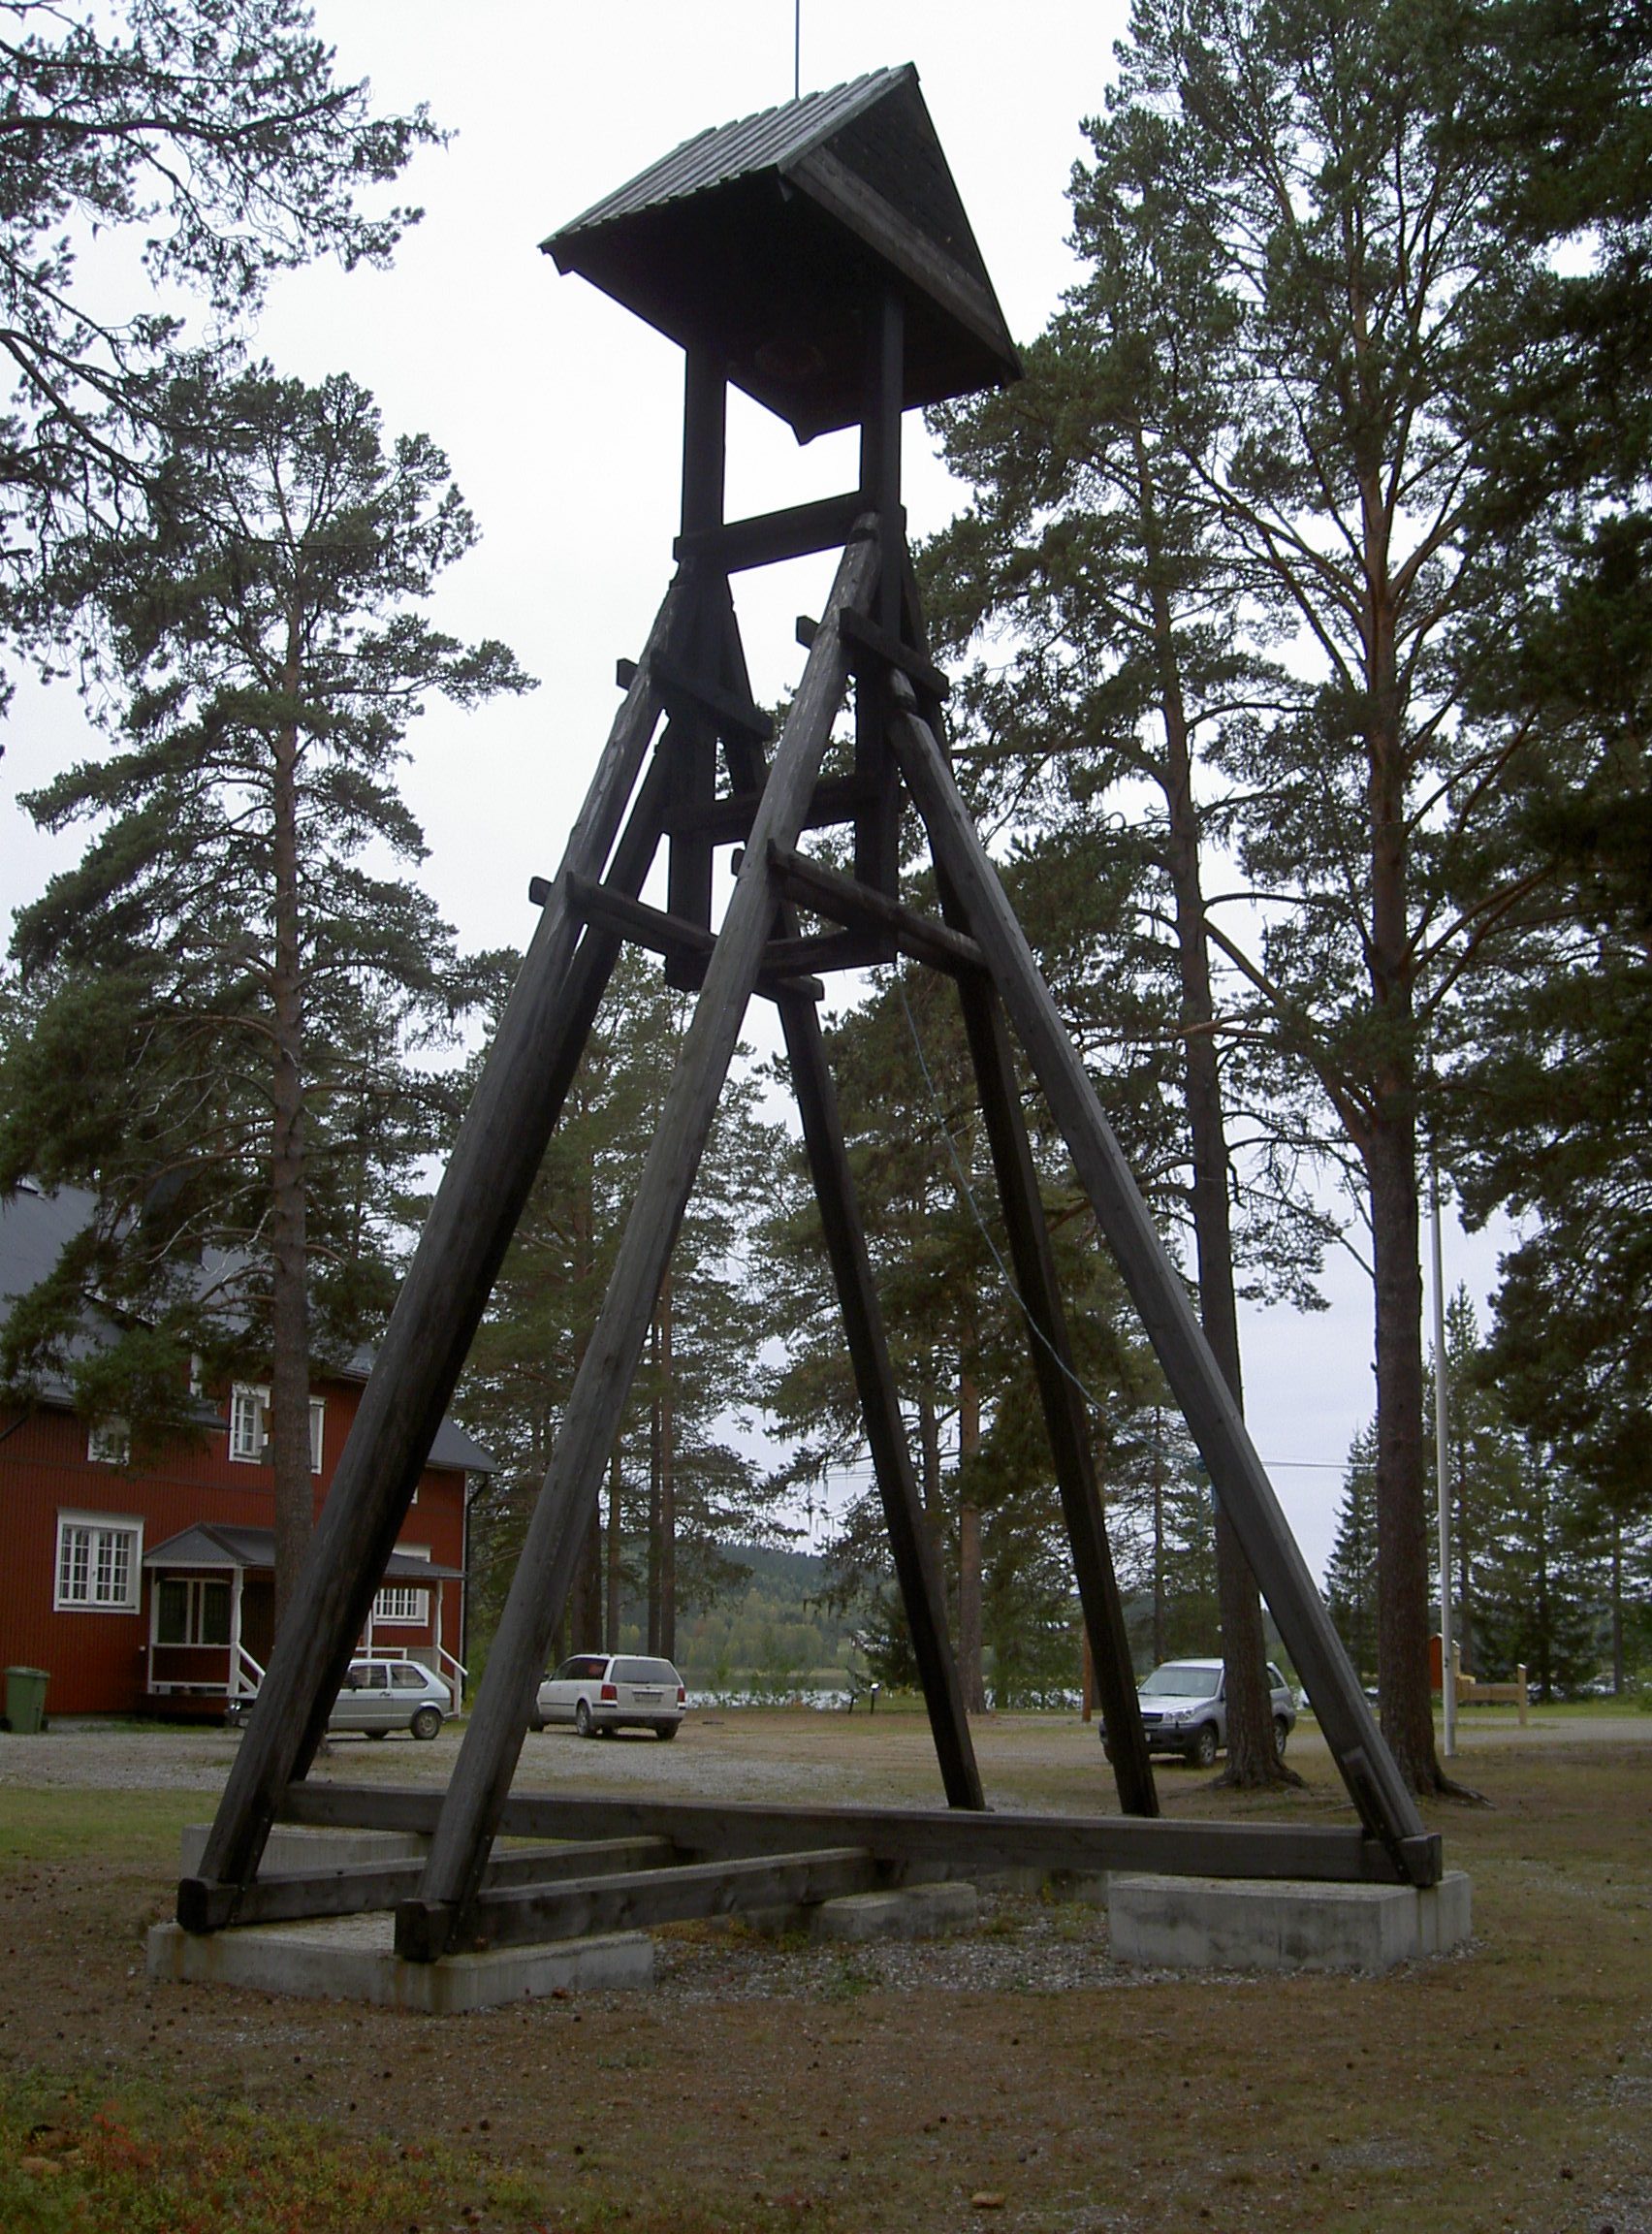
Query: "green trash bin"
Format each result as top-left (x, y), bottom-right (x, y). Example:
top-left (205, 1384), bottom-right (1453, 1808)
top-left (4, 1667), bottom-right (49, 1734)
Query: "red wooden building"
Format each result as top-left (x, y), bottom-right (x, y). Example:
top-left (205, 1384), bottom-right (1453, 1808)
top-left (0, 1182), bottom-right (492, 1719)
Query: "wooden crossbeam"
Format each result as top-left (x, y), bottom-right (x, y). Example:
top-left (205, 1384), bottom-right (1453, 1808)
top-left (564, 872), bottom-right (826, 1002)
top-left (673, 491), bottom-right (869, 573)
top-left (838, 606), bottom-right (950, 704)
top-left (178, 1836), bottom-right (679, 1932)
top-left (280, 1784), bottom-right (1441, 1889)
top-left (397, 1846), bottom-right (883, 1958)
top-left (768, 844), bottom-right (985, 975)
top-left (651, 651), bottom-right (772, 744)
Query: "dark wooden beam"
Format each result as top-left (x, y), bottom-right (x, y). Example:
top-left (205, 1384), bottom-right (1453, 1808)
top-left (400, 529), bottom-right (882, 1962)
top-left (768, 844), bottom-right (985, 975)
top-left (177, 1837), bottom-right (679, 1932)
top-left (564, 872), bottom-right (826, 1003)
top-left (888, 688), bottom-right (1435, 1884)
top-left (398, 1847), bottom-right (883, 1958)
top-left (189, 583), bottom-right (685, 1900)
top-left (668, 771), bottom-right (883, 847)
top-left (950, 965), bottom-right (1159, 1817)
top-left (839, 606), bottom-right (950, 705)
top-left (651, 651), bottom-right (772, 745)
top-left (279, 1783), bottom-right (1442, 1890)
top-left (673, 491), bottom-right (869, 574)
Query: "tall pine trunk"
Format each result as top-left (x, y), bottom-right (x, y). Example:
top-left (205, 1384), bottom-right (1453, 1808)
top-left (1146, 501), bottom-right (1280, 1783)
top-left (269, 669), bottom-right (311, 1644)
top-left (957, 1347), bottom-right (985, 1712)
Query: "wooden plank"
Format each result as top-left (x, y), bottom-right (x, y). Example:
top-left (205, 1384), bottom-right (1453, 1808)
top-left (178, 1837), bottom-right (679, 1931)
top-left (279, 1783), bottom-right (1439, 1888)
top-left (669, 771), bottom-right (883, 846)
top-left (951, 965), bottom-right (1160, 1819)
top-left (769, 844), bottom-right (985, 974)
top-left (651, 650), bottom-right (772, 744)
top-left (777, 983), bottom-right (986, 1810)
top-left (405, 529), bottom-right (883, 1958)
top-left (191, 584), bottom-right (683, 1898)
top-left (887, 691), bottom-right (1435, 1882)
top-left (566, 870), bottom-right (827, 1004)
top-left (713, 624), bottom-right (982, 1816)
top-left (673, 491), bottom-right (868, 573)
top-left (839, 606), bottom-right (951, 703)
top-left (397, 1847), bottom-right (881, 1958)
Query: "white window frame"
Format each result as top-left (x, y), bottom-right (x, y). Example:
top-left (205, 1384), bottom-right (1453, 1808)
top-left (229, 1385), bottom-right (325, 1472)
top-left (154, 1575), bottom-right (233, 1647)
top-left (86, 1418), bottom-right (131, 1466)
top-left (54, 1511), bottom-right (143, 1612)
top-left (372, 1546), bottom-right (430, 1626)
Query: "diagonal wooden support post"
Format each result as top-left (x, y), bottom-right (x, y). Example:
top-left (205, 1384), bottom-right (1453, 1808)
top-left (398, 529), bottom-right (883, 1960)
top-left (777, 985), bottom-right (986, 1811)
top-left (191, 586), bottom-right (684, 1902)
top-left (889, 691), bottom-right (1435, 1882)
top-left (948, 969), bottom-right (1160, 1817)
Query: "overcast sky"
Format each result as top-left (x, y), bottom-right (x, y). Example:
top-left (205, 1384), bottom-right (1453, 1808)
top-left (0, 1), bottom-right (1509, 1582)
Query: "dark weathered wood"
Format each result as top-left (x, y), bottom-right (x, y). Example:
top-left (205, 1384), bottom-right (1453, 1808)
top-left (769, 844), bottom-right (985, 974)
top-left (673, 491), bottom-right (868, 573)
top-left (566, 868), bottom-right (827, 1005)
top-left (839, 605), bottom-right (950, 704)
top-left (712, 615), bottom-right (982, 1814)
top-left (777, 984), bottom-right (986, 1810)
top-left (668, 770), bottom-right (883, 847)
top-left (279, 1783), bottom-right (1441, 1889)
top-left (951, 966), bottom-right (1160, 1819)
top-left (403, 530), bottom-right (884, 1959)
top-left (177, 1837), bottom-right (679, 1931)
top-left (651, 650), bottom-right (772, 744)
top-left (888, 692), bottom-right (1434, 1881)
top-left (397, 1847), bottom-right (882, 1958)
top-left (192, 586), bottom-right (684, 1899)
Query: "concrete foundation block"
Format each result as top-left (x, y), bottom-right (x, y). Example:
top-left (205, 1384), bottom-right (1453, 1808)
top-left (180, 1824), bottom-right (429, 1876)
top-left (146, 1915), bottom-right (652, 2013)
top-left (810, 1880), bottom-right (978, 1943)
top-left (1107, 1870), bottom-right (1472, 1974)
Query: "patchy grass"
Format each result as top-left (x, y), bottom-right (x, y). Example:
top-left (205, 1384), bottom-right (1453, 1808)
top-left (1, 1723), bottom-right (1648, 2232)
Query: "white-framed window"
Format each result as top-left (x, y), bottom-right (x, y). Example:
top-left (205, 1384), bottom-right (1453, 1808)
top-left (155, 1576), bottom-right (232, 1646)
top-left (372, 1583), bottom-right (429, 1625)
top-left (229, 1385), bottom-right (325, 1472)
top-left (54, 1512), bottom-right (143, 1612)
top-left (373, 1546), bottom-right (430, 1626)
top-left (86, 1418), bottom-right (131, 1467)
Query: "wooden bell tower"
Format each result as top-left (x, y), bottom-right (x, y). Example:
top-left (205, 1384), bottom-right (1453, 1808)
top-left (182, 67), bottom-right (1438, 1968)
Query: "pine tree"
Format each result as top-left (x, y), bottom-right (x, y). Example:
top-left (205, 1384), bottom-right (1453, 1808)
top-left (0, 364), bottom-right (532, 1631)
top-left (0, 0), bottom-right (437, 648)
top-left (1325, 1425), bottom-right (1380, 1688)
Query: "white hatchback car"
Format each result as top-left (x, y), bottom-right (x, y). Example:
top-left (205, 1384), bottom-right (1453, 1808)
top-left (330, 1657), bottom-right (451, 1739)
top-left (533, 1652), bottom-right (685, 1739)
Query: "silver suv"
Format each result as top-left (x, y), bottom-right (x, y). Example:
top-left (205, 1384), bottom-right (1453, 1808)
top-left (1101, 1657), bottom-right (1297, 1768)
top-left (533, 1652), bottom-right (685, 1739)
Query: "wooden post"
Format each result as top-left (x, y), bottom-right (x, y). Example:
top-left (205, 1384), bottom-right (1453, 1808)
top-left (398, 530), bottom-right (882, 1959)
top-left (951, 967), bottom-right (1159, 1816)
top-left (889, 693), bottom-right (1434, 1880)
top-left (778, 983), bottom-right (985, 1809)
top-left (190, 588), bottom-right (683, 1901)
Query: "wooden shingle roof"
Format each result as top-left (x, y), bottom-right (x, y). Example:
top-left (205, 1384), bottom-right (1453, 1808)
top-left (544, 64), bottom-right (1021, 440)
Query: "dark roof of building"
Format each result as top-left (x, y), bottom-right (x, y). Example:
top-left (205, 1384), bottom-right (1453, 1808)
top-left (545, 64), bottom-right (1020, 439)
top-left (0, 1182), bottom-right (494, 1474)
top-left (143, 1523), bottom-right (464, 1580)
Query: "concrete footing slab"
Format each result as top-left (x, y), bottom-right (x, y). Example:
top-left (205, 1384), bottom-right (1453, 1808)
top-left (180, 1824), bottom-right (429, 1876)
top-left (810, 1880), bottom-right (978, 1942)
top-left (146, 1915), bottom-right (653, 2013)
top-left (1108, 1870), bottom-right (1472, 1973)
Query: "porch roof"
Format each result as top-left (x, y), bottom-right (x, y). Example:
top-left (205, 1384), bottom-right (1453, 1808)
top-left (144, 1524), bottom-right (464, 1581)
